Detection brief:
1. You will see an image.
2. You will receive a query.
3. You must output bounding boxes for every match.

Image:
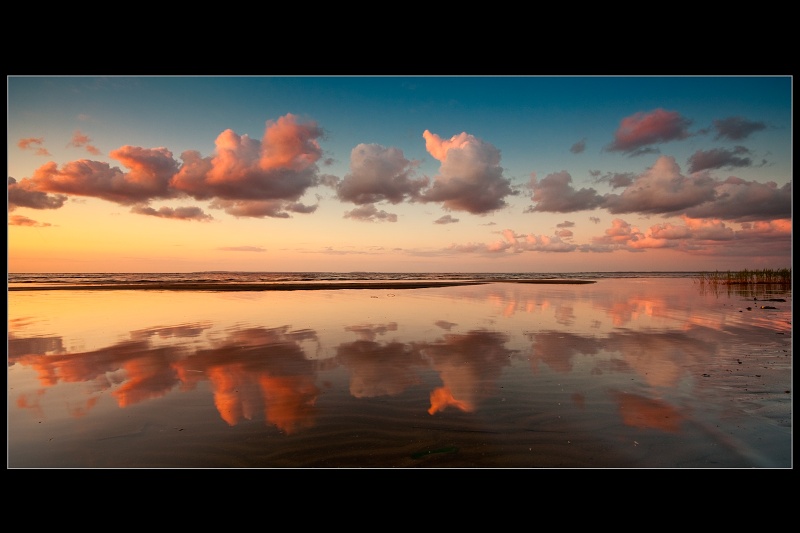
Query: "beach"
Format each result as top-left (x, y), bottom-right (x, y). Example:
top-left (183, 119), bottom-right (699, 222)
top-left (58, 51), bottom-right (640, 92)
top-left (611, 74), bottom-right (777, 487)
top-left (7, 277), bottom-right (792, 468)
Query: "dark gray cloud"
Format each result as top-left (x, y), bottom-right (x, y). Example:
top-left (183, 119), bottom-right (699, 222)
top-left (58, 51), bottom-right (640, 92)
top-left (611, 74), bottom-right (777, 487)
top-left (525, 171), bottom-right (604, 213)
top-left (130, 205), bottom-right (213, 221)
top-left (434, 215), bottom-right (459, 224)
top-left (687, 146), bottom-right (752, 172)
top-left (594, 171), bottom-right (635, 189)
top-left (570, 139), bottom-right (586, 154)
top-left (713, 116), bottom-right (766, 141)
top-left (344, 204), bottom-right (398, 222)
top-left (527, 155), bottom-right (791, 222)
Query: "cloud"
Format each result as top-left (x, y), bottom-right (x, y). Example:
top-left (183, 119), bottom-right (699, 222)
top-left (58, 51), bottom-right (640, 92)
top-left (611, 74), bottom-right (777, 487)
top-left (10, 114), bottom-right (326, 219)
top-left (217, 246), bottom-right (267, 252)
top-left (681, 176), bottom-right (791, 222)
top-left (434, 215), bottom-right (459, 224)
top-left (8, 215), bottom-right (52, 227)
top-left (208, 198), bottom-right (317, 219)
top-left (603, 156), bottom-right (717, 215)
top-left (7, 177), bottom-right (68, 211)
top-left (606, 108), bottom-right (693, 154)
top-left (171, 114), bottom-right (324, 203)
top-left (17, 137), bottom-right (51, 156)
top-left (446, 229), bottom-right (578, 255)
top-left (130, 205), bottom-right (213, 221)
top-left (419, 130), bottom-right (515, 214)
top-left (686, 146), bottom-right (752, 172)
top-left (67, 130), bottom-right (101, 155)
top-left (28, 147), bottom-right (180, 205)
top-left (712, 116), bottom-right (766, 141)
top-left (570, 139), bottom-right (586, 154)
top-left (343, 204), bottom-right (398, 222)
top-left (593, 171), bottom-right (635, 189)
top-left (517, 153), bottom-right (792, 226)
top-left (335, 143), bottom-right (427, 204)
top-left (526, 171), bottom-right (604, 213)
top-left (584, 214), bottom-right (790, 257)
top-left (591, 218), bottom-right (648, 248)
top-left (556, 220), bottom-right (575, 228)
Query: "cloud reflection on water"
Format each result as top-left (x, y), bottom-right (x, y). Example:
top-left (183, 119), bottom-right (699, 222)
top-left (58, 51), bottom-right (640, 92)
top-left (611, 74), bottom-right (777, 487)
top-left (7, 279), bottom-right (791, 467)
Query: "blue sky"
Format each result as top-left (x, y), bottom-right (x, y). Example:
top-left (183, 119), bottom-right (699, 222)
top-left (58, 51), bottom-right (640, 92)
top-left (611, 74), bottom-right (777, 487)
top-left (7, 75), bottom-right (792, 272)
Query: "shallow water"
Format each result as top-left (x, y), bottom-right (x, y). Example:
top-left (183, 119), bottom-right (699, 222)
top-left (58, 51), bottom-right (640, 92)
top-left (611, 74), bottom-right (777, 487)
top-left (7, 278), bottom-right (792, 468)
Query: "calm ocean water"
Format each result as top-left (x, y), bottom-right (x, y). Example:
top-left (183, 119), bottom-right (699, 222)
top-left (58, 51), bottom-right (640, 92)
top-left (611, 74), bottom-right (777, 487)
top-left (7, 271), bottom-right (707, 287)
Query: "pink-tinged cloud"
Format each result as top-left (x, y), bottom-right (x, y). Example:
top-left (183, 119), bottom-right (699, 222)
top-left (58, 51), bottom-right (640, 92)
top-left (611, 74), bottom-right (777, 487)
top-left (738, 218), bottom-right (792, 236)
top-left (675, 216), bottom-right (737, 240)
top-left (713, 116), bottom-right (766, 141)
top-left (343, 203), bottom-right (398, 222)
top-left (446, 230), bottom-right (577, 255)
top-left (607, 108), bottom-right (693, 154)
top-left (687, 146), bottom-right (752, 173)
top-left (130, 205), bottom-right (213, 221)
top-left (423, 130), bottom-right (474, 162)
top-left (8, 215), bottom-right (52, 227)
top-left (27, 147), bottom-right (180, 205)
top-left (501, 228), bottom-right (518, 246)
top-left (170, 114), bottom-right (323, 209)
top-left (7, 177), bottom-right (68, 211)
top-left (434, 214), bottom-right (459, 224)
top-left (11, 114), bottom-right (326, 220)
top-left (526, 171), bottom-right (604, 213)
top-left (17, 137), bottom-right (51, 156)
top-left (18, 137), bottom-right (45, 150)
top-left (586, 214), bottom-right (790, 257)
top-left (335, 143), bottom-right (427, 204)
top-left (68, 130), bottom-right (101, 155)
top-left (603, 156), bottom-right (717, 215)
top-left (520, 234), bottom-right (577, 252)
top-left (593, 218), bottom-right (644, 246)
top-left (419, 130), bottom-right (515, 214)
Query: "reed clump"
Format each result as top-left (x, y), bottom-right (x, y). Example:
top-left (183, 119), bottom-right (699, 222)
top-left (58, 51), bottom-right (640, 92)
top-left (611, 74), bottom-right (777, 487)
top-left (695, 268), bottom-right (792, 287)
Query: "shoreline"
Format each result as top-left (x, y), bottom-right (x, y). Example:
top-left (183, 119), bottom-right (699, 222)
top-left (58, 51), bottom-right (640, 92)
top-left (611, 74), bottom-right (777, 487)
top-left (7, 279), bottom-right (597, 292)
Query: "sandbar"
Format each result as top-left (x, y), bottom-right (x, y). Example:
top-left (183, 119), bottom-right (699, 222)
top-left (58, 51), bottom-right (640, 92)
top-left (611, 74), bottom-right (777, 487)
top-left (7, 279), bottom-right (597, 291)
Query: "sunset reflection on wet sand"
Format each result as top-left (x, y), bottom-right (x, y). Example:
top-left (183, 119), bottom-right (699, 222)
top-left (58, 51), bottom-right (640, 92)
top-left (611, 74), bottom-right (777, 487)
top-left (8, 278), bottom-right (792, 468)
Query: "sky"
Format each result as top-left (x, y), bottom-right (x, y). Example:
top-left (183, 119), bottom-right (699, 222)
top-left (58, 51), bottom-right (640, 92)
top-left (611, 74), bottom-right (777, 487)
top-left (6, 75), bottom-right (793, 273)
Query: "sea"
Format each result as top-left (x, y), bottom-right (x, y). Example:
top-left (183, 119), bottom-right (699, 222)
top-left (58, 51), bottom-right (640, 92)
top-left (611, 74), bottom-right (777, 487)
top-left (7, 270), bottom-right (709, 288)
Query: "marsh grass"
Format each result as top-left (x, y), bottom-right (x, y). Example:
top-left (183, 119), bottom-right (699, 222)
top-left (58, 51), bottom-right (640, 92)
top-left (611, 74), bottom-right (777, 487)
top-left (694, 268), bottom-right (792, 297)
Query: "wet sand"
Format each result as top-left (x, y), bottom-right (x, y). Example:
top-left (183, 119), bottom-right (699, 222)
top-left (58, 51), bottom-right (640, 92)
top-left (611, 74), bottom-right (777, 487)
top-left (7, 278), bottom-right (791, 468)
